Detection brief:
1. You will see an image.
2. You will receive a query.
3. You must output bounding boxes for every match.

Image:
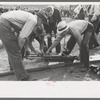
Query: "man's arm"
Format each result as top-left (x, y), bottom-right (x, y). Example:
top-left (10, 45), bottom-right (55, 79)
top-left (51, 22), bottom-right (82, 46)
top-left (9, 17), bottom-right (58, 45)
top-left (28, 35), bottom-right (41, 55)
top-left (91, 5), bottom-right (100, 22)
top-left (18, 15), bottom-right (37, 49)
top-left (46, 35), bottom-right (63, 54)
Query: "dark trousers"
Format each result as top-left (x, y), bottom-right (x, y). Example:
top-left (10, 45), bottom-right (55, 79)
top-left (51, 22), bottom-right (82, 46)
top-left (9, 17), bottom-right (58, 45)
top-left (88, 15), bottom-right (100, 48)
top-left (0, 18), bottom-right (28, 80)
top-left (80, 23), bottom-right (93, 67)
top-left (48, 25), bottom-right (61, 54)
top-left (48, 36), bottom-right (61, 54)
top-left (65, 36), bottom-right (76, 55)
top-left (67, 30), bottom-right (98, 54)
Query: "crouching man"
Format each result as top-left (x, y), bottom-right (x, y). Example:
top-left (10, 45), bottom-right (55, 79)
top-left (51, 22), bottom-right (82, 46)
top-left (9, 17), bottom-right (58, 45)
top-left (46, 20), bottom-right (94, 70)
top-left (21, 24), bottom-right (47, 59)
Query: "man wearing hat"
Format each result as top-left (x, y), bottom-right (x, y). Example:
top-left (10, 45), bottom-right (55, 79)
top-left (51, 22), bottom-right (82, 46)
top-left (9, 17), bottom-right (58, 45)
top-left (0, 10), bottom-right (48, 81)
top-left (21, 24), bottom-right (47, 59)
top-left (44, 6), bottom-right (62, 54)
top-left (46, 20), bottom-right (94, 70)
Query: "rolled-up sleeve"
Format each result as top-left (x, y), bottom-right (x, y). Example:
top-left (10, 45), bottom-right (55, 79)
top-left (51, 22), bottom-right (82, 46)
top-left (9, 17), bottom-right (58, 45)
top-left (19, 15), bottom-right (37, 39)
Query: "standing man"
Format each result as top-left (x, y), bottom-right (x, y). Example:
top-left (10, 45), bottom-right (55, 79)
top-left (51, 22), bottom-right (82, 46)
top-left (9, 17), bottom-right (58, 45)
top-left (46, 20), bottom-right (94, 69)
top-left (0, 10), bottom-right (48, 81)
top-left (74, 5), bottom-right (85, 20)
top-left (87, 5), bottom-right (100, 49)
top-left (44, 6), bottom-right (62, 54)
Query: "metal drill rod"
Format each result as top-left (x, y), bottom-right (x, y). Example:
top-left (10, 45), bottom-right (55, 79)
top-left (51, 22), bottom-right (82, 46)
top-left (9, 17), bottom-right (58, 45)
top-left (28, 54), bottom-right (78, 63)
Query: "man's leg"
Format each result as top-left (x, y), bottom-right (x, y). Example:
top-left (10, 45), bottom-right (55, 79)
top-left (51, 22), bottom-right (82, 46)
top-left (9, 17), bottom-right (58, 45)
top-left (89, 16), bottom-right (100, 49)
top-left (3, 39), bottom-right (29, 80)
top-left (64, 36), bottom-right (76, 55)
top-left (89, 32), bottom-right (99, 49)
top-left (0, 20), bottom-right (29, 81)
top-left (55, 35), bottom-right (61, 54)
top-left (80, 24), bottom-right (93, 68)
top-left (47, 36), bottom-right (52, 53)
top-left (53, 28), bottom-right (61, 54)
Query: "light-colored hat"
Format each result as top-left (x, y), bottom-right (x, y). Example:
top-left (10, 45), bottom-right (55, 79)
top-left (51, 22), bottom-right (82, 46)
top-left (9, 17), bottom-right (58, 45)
top-left (57, 21), bottom-right (68, 35)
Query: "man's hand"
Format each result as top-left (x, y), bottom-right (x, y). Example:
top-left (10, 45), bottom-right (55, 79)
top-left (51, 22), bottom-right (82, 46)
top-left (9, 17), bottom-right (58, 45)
top-left (18, 36), bottom-right (26, 49)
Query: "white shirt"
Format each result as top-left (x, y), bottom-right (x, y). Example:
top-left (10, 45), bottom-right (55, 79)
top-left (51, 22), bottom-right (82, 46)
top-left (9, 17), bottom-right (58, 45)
top-left (59, 20), bottom-right (90, 45)
top-left (93, 5), bottom-right (100, 16)
top-left (89, 5), bottom-right (100, 16)
top-left (47, 20), bottom-right (93, 53)
top-left (1, 10), bottom-right (37, 38)
top-left (68, 20), bottom-right (89, 45)
top-left (67, 20), bottom-right (89, 35)
top-left (74, 5), bottom-right (82, 14)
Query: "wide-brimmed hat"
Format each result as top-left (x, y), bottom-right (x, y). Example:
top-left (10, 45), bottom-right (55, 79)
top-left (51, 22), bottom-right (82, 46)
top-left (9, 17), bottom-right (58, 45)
top-left (57, 21), bottom-right (68, 35)
top-left (37, 10), bottom-right (48, 24)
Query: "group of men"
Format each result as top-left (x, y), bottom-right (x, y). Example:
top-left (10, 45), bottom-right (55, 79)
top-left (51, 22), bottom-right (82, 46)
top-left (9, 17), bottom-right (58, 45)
top-left (0, 5), bottom-right (100, 81)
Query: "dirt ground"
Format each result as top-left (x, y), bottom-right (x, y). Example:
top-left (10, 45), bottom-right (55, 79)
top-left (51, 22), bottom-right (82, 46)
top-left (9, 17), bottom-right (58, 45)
top-left (0, 17), bottom-right (100, 81)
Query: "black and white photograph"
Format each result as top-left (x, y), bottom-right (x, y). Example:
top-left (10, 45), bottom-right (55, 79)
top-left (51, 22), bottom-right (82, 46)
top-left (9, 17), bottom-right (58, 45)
top-left (0, 1), bottom-right (100, 98)
top-left (0, 2), bottom-right (100, 81)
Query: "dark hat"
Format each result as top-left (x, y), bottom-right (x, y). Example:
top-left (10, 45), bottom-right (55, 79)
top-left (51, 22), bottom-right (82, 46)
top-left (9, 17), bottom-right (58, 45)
top-left (37, 10), bottom-right (48, 24)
